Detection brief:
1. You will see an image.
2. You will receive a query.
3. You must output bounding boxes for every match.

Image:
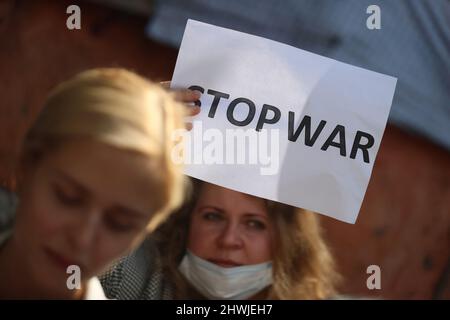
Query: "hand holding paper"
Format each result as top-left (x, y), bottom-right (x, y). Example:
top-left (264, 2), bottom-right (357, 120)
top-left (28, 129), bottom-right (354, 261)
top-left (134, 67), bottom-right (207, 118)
top-left (171, 20), bottom-right (397, 224)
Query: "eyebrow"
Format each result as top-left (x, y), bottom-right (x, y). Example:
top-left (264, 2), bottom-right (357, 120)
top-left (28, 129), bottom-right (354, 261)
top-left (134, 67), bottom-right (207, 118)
top-left (242, 213), bottom-right (268, 220)
top-left (197, 205), bottom-right (267, 219)
top-left (53, 169), bottom-right (147, 219)
top-left (197, 205), bottom-right (224, 212)
top-left (110, 205), bottom-right (147, 220)
top-left (53, 169), bottom-right (90, 196)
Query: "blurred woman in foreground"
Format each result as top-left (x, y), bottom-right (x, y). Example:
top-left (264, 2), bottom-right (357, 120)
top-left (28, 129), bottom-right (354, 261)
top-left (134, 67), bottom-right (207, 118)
top-left (0, 68), bottom-right (193, 299)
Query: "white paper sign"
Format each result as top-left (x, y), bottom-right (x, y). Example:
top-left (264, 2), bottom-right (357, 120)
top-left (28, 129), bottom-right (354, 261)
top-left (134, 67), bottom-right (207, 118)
top-left (171, 19), bottom-right (397, 224)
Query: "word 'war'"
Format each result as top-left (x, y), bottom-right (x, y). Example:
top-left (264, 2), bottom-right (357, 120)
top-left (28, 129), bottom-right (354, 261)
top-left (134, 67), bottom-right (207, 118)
top-left (190, 85), bottom-right (376, 164)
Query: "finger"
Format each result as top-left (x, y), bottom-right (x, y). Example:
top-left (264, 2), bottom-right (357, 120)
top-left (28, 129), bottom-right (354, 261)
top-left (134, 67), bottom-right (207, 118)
top-left (174, 89), bottom-right (200, 102)
top-left (187, 106), bottom-right (201, 116)
top-left (160, 81), bottom-right (171, 89)
top-left (174, 89), bottom-right (201, 103)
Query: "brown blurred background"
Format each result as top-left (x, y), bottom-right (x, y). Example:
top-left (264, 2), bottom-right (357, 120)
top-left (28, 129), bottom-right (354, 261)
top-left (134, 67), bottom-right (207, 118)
top-left (0, 0), bottom-right (449, 299)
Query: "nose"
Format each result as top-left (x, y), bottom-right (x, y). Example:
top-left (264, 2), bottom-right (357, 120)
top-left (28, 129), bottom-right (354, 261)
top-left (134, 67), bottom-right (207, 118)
top-left (216, 222), bottom-right (244, 250)
top-left (68, 208), bottom-right (101, 253)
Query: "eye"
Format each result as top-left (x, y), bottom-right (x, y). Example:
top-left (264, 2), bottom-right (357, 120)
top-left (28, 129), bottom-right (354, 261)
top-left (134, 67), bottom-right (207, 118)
top-left (246, 219), bottom-right (266, 230)
top-left (202, 211), bottom-right (223, 222)
top-left (104, 216), bottom-right (138, 233)
top-left (52, 184), bottom-right (83, 207)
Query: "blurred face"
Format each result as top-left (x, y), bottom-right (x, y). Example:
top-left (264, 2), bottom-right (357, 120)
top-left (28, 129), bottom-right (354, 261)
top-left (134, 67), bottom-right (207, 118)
top-left (14, 139), bottom-right (161, 297)
top-left (187, 183), bottom-right (274, 267)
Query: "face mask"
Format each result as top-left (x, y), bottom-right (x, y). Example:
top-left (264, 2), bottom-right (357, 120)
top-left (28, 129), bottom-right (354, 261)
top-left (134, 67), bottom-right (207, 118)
top-left (178, 250), bottom-right (272, 300)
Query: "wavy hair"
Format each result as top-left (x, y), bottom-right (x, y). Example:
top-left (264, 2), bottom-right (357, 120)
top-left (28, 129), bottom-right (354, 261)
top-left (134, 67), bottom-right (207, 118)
top-left (154, 178), bottom-right (341, 299)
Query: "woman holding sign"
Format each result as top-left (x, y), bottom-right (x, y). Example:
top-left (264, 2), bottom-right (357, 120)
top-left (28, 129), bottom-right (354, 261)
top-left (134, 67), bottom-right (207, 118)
top-left (0, 68), bottom-right (194, 299)
top-left (101, 178), bottom-right (340, 300)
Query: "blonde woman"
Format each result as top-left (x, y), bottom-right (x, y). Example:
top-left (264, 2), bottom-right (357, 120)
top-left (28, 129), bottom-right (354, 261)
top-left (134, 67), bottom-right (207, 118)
top-left (0, 68), bottom-right (197, 299)
top-left (101, 178), bottom-right (341, 300)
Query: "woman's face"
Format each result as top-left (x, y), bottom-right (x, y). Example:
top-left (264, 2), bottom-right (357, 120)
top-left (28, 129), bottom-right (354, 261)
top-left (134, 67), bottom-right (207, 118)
top-left (14, 139), bottom-right (161, 297)
top-left (187, 183), bottom-right (274, 267)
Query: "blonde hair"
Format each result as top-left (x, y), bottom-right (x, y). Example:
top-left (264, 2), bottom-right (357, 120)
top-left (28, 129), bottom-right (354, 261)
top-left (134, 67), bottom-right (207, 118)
top-left (155, 178), bottom-right (341, 299)
top-left (19, 68), bottom-right (187, 231)
top-left (265, 202), bottom-right (341, 299)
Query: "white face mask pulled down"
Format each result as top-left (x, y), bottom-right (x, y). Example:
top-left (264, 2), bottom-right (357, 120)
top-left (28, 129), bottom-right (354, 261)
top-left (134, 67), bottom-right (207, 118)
top-left (178, 250), bottom-right (273, 300)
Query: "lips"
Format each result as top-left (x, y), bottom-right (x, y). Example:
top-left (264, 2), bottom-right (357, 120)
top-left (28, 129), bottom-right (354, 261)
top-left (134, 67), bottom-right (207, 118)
top-left (44, 247), bottom-right (81, 271)
top-left (208, 258), bottom-right (242, 268)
